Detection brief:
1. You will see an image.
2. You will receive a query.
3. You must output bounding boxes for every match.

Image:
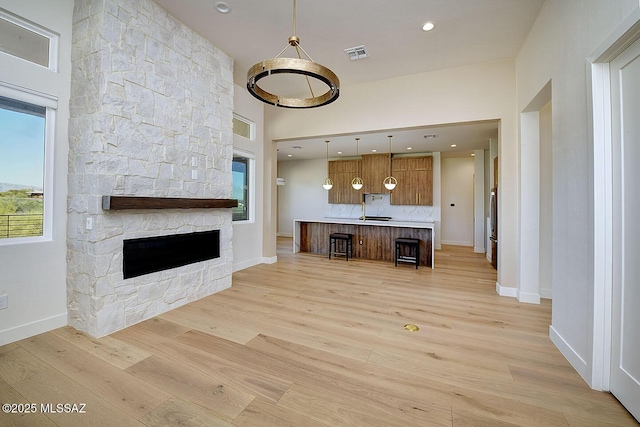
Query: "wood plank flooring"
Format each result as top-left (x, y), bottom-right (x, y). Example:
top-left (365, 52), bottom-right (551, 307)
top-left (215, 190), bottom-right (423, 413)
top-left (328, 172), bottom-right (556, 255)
top-left (0, 238), bottom-right (636, 426)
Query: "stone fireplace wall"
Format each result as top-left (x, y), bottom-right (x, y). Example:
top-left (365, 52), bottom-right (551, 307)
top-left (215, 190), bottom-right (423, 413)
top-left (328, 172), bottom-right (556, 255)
top-left (68, 0), bottom-right (234, 337)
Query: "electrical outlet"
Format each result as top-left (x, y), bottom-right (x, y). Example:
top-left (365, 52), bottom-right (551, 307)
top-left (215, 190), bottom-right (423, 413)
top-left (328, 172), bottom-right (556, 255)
top-left (0, 294), bottom-right (8, 310)
top-left (191, 170), bottom-right (198, 179)
top-left (191, 156), bottom-right (198, 167)
top-left (359, 240), bottom-right (363, 245)
top-left (86, 217), bottom-right (93, 230)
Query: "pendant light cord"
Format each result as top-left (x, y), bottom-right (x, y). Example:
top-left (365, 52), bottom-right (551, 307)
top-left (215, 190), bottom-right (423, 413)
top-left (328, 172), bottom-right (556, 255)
top-left (326, 140), bottom-right (330, 166)
top-left (388, 135), bottom-right (392, 169)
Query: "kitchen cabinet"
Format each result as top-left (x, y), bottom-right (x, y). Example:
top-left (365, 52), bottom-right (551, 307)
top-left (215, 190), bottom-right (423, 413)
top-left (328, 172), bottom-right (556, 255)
top-left (328, 159), bottom-right (362, 204)
top-left (361, 153), bottom-right (391, 194)
top-left (390, 156), bottom-right (433, 206)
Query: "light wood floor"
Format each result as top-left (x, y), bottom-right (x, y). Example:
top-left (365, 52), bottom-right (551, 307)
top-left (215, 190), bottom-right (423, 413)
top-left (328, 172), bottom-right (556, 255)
top-left (1, 238), bottom-right (636, 426)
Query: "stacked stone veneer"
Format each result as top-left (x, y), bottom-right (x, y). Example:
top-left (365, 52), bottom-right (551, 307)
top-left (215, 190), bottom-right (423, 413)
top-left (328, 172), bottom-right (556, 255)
top-left (68, 0), bottom-right (234, 337)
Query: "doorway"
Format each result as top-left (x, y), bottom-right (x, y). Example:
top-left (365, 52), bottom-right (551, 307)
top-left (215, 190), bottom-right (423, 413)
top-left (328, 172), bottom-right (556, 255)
top-left (608, 34), bottom-right (640, 421)
top-left (519, 81), bottom-right (553, 304)
top-left (441, 156), bottom-right (475, 246)
top-left (590, 13), bottom-right (640, 421)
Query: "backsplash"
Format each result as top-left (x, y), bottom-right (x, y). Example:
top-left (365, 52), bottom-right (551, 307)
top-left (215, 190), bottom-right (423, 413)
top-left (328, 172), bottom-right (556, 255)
top-left (326, 194), bottom-right (435, 222)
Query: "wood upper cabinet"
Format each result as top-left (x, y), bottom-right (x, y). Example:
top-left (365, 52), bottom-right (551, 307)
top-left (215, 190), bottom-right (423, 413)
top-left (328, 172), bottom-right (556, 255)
top-left (388, 157), bottom-right (412, 205)
top-left (328, 159), bottom-right (363, 204)
top-left (390, 156), bottom-right (433, 206)
top-left (328, 154), bottom-right (431, 205)
top-left (361, 153), bottom-right (391, 195)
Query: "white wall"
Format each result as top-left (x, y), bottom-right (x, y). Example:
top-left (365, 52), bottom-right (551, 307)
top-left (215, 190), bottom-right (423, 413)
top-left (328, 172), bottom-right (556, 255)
top-left (277, 159), bottom-right (328, 237)
top-left (232, 83), bottom-right (268, 270)
top-left (516, 0), bottom-right (639, 385)
top-left (265, 60), bottom-right (517, 289)
top-left (0, 0), bottom-right (73, 345)
top-left (441, 157), bottom-right (475, 246)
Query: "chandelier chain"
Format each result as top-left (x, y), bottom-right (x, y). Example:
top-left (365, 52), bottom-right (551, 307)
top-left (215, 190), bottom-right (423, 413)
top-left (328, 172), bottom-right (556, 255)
top-left (293, 0), bottom-right (297, 36)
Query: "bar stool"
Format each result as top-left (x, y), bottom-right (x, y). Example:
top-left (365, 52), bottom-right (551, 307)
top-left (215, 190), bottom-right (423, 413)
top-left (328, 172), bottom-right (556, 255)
top-left (329, 233), bottom-right (353, 261)
top-left (395, 237), bottom-right (420, 269)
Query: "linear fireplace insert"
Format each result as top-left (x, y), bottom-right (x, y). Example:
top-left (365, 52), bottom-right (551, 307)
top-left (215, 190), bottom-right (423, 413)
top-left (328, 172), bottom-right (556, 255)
top-left (123, 230), bottom-right (220, 279)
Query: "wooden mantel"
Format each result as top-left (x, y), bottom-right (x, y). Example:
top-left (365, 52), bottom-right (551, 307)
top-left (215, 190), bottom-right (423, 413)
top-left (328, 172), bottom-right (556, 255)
top-left (102, 196), bottom-right (238, 210)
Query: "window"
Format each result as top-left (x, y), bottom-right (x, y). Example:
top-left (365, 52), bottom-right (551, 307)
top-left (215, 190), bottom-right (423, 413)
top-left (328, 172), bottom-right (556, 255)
top-left (231, 156), bottom-right (249, 221)
top-left (233, 114), bottom-right (254, 140)
top-left (232, 156), bottom-right (249, 221)
top-left (0, 9), bottom-right (58, 70)
top-left (0, 96), bottom-right (46, 239)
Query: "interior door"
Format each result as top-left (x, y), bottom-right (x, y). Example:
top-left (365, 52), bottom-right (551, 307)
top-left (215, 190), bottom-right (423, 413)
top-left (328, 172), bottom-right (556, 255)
top-left (610, 35), bottom-right (640, 421)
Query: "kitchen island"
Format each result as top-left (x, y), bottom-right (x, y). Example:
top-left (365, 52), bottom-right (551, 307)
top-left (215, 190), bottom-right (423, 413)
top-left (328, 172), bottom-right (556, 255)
top-left (293, 218), bottom-right (435, 268)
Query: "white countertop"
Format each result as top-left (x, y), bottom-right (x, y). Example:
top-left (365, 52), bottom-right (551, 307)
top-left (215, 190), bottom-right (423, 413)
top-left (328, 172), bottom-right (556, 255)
top-left (295, 218), bottom-right (435, 229)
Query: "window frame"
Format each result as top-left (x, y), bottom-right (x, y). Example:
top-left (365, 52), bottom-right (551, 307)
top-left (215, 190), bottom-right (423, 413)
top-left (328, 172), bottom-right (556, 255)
top-left (232, 149), bottom-right (255, 223)
top-left (0, 82), bottom-right (57, 245)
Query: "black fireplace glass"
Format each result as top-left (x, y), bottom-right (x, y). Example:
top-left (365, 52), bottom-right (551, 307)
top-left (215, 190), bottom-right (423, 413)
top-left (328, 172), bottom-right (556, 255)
top-left (123, 230), bottom-right (220, 279)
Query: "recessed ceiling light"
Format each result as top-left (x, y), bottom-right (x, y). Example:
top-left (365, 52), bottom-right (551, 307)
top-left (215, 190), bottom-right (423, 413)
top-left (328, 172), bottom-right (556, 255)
top-left (337, 151), bottom-right (343, 154)
top-left (422, 21), bottom-right (435, 32)
top-left (471, 153), bottom-right (475, 156)
top-left (215, 1), bottom-right (231, 14)
top-left (407, 147), bottom-right (413, 150)
top-left (450, 144), bottom-right (457, 147)
top-left (287, 154), bottom-right (293, 157)
top-left (372, 149), bottom-right (377, 152)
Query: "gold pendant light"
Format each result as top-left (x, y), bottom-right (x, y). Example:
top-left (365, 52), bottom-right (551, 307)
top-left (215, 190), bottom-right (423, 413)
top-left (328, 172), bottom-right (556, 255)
top-left (351, 137), bottom-right (364, 190)
top-left (383, 135), bottom-right (397, 190)
top-left (322, 140), bottom-right (333, 190)
top-left (246, 0), bottom-right (340, 109)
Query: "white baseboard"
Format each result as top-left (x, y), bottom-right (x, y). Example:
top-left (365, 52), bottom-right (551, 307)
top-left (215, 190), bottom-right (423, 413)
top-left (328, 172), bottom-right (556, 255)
top-left (233, 258), bottom-right (262, 272)
top-left (233, 256), bottom-right (278, 272)
top-left (486, 253), bottom-right (491, 262)
top-left (517, 289), bottom-right (541, 304)
top-left (277, 232), bottom-right (293, 237)
top-left (496, 281), bottom-right (517, 297)
top-left (441, 240), bottom-right (473, 246)
top-left (0, 312), bottom-right (67, 346)
top-left (435, 243), bottom-right (442, 250)
top-left (540, 288), bottom-right (553, 299)
top-left (474, 246), bottom-right (485, 253)
top-left (550, 325), bottom-right (589, 381)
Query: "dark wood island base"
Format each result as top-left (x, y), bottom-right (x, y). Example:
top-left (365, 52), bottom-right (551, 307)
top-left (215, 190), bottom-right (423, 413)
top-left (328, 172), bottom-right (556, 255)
top-left (295, 220), bottom-right (434, 268)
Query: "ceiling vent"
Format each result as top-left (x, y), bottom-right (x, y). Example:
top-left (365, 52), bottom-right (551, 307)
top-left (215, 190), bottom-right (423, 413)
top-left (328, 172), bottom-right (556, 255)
top-left (344, 45), bottom-right (368, 60)
top-left (424, 134), bottom-right (438, 139)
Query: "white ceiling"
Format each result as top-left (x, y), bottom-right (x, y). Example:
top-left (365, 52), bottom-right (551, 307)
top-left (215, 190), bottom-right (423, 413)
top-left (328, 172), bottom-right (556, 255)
top-left (153, 0), bottom-right (543, 160)
top-left (276, 120), bottom-right (499, 161)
